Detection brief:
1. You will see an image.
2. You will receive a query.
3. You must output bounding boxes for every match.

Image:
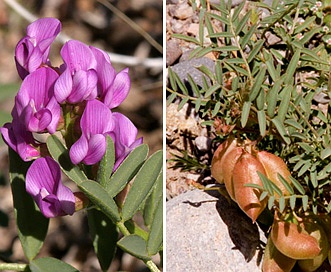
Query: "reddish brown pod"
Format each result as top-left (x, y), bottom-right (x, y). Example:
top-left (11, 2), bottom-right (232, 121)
top-left (256, 151), bottom-right (292, 198)
top-left (271, 219), bottom-right (321, 260)
top-left (262, 235), bottom-right (296, 272)
top-left (232, 152), bottom-right (267, 222)
top-left (211, 136), bottom-right (238, 184)
top-left (297, 220), bottom-right (330, 271)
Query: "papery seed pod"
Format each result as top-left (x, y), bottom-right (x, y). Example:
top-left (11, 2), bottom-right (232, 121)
top-left (232, 152), bottom-right (267, 222)
top-left (211, 136), bottom-right (238, 184)
top-left (256, 151), bottom-right (292, 198)
top-left (297, 222), bottom-right (330, 272)
top-left (271, 219), bottom-right (321, 260)
top-left (74, 192), bottom-right (90, 211)
top-left (222, 146), bottom-right (244, 200)
top-left (262, 235), bottom-right (296, 272)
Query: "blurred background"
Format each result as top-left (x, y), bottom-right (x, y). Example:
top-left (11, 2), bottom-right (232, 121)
top-left (0, 0), bottom-right (163, 271)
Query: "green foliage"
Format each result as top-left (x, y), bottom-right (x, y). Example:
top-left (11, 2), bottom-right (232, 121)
top-left (167, 0), bottom-right (331, 215)
top-left (8, 135), bottom-right (162, 272)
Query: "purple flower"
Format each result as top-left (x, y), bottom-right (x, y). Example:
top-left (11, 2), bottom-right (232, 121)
top-left (15, 18), bottom-right (61, 79)
top-left (26, 157), bottom-right (75, 218)
top-left (0, 120), bottom-right (40, 161)
top-left (90, 46), bottom-right (130, 109)
top-left (14, 67), bottom-right (60, 134)
top-left (109, 112), bottom-right (143, 171)
top-left (54, 40), bottom-right (98, 104)
top-left (69, 99), bottom-right (114, 165)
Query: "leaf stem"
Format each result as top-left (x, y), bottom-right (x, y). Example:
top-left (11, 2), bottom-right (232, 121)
top-left (145, 259), bottom-right (160, 272)
top-left (116, 220), bottom-right (131, 236)
top-left (0, 263), bottom-right (27, 271)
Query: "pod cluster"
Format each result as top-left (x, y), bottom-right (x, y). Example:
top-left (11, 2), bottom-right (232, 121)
top-left (211, 137), bottom-right (331, 271)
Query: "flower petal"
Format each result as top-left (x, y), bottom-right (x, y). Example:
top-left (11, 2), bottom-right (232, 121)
top-left (54, 69), bottom-right (73, 103)
top-left (26, 157), bottom-right (61, 196)
top-left (81, 99), bottom-right (114, 135)
top-left (83, 134), bottom-right (107, 165)
top-left (60, 40), bottom-right (96, 71)
top-left (69, 135), bottom-right (89, 165)
top-left (26, 157), bottom-right (75, 218)
top-left (106, 68), bottom-right (130, 109)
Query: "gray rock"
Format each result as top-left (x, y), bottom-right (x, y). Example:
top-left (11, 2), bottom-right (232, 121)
top-left (166, 189), bottom-right (266, 272)
top-left (166, 39), bottom-right (182, 66)
top-left (170, 57), bottom-right (215, 88)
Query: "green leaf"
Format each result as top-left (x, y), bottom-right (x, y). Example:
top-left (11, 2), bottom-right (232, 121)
top-left (9, 149), bottom-right (49, 261)
top-left (289, 176), bottom-right (305, 195)
top-left (88, 209), bottom-right (118, 271)
top-left (279, 196), bottom-right (285, 213)
top-left (172, 33), bottom-right (200, 45)
top-left (277, 173), bottom-right (294, 195)
top-left (29, 257), bottom-right (79, 272)
top-left (271, 117), bottom-right (291, 144)
top-left (240, 24), bottom-right (257, 48)
top-left (290, 195), bottom-right (296, 210)
top-left (277, 85), bottom-right (292, 123)
top-left (122, 150), bottom-right (163, 222)
top-left (117, 234), bottom-right (150, 260)
top-left (263, 49), bottom-right (278, 82)
top-left (241, 101), bottom-right (251, 128)
top-left (107, 144), bottom-right (148, 197)
top-left (235, 10), bottom-right (251, 35)
top-left (143, 170), bottom-right (163, 228)
top-left (46, 135), bottom-right (87, 185)
top-left (97, 136), bottom-right (115, 187)
top-left (302, 195), bottom-right (309, 211)
top-left (248, 65), bottom-right (266, 102)
top-left (79, 180), bottom-right (121, 223)
top-left (247, 40), bottom-right (264, 63)
top-left (147, 199), bottom-right (163, 256)
top-left (266, 79), bottom-right (283, 118)
top-left (257, 110), bottom-right (266, 136)
top-left (257, 171), bottom-right (274, 195)
top-left (284, 50), bottom-right (300, 84)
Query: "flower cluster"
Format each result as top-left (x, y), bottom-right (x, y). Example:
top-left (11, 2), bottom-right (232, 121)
top-left (1, 18), bottom-right (142, 218)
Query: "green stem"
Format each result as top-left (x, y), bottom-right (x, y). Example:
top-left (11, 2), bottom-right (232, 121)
top-left (145, 259), bottom-right (160, 272)
top-left (0, 263), bottom-right (27, 271)
top-left (116, 220), bottom-right (131, 236)
top-left (116, 221), bottom-right (160, 272)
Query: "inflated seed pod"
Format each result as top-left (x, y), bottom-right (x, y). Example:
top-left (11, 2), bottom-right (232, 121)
top-left (262, 235), bottom-right (296, 272)
top-left (222, 146), bottom-right (244, 200)
top-left (211, 136), bottom-right (238, 184)
top-left (297, 221), bottom-right (330, 272)
top-left (271, 219), bottom-right (321, 260)
top-left (232, 152), bottom-right (267, 222)
top-left (256, 151), bottom-right (292, 198)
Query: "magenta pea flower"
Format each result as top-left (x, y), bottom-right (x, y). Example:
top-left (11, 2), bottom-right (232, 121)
top-left (54, 40), bottom-right (98, 104)
top-left (69, 99), bottom-right (114, 165)
top-left (26, 157), bottom-right (75, 218)
top-left (90, 46), bottom-right (130, 109)
top-left (14, 67), bottom-right (60, 134)
top-left (0, 120), bottom-right (40, 161)
top-left (15, 17), bottom-right (61, 79)
top-left (109, 112), bottom-right (143, 171)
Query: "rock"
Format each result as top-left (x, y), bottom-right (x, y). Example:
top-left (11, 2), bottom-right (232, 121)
top-left (166, 39), bottom-right (182, 66)
top-left (166, 189), bottom-right (266, 271)
top-left (170, 57), bottom-right (215, 88)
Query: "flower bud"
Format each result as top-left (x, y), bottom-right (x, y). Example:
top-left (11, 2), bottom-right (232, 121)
top-left (256, 151), bottom-right (292, 198)
top-left (232, 152), bottom-right (267, 222)
top-left (262, 235), bottom-right (296, 272)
